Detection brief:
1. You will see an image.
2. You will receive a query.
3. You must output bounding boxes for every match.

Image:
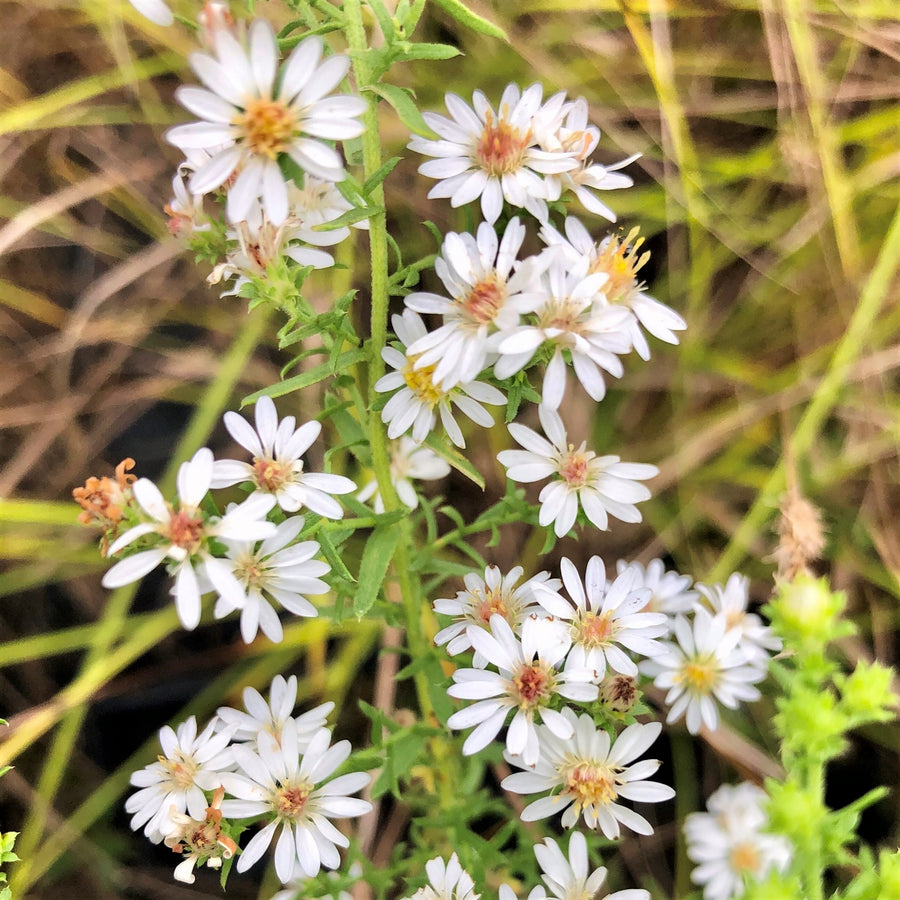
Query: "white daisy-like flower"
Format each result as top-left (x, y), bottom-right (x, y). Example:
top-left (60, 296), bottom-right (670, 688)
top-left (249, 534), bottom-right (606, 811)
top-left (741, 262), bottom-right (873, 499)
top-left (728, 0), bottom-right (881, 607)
top-left (208, 200), bottom-right (341, 297)
top-left (531, 830), bottom-right (650, 900)
top-left (447, 614), bottom-right (597, 766)
top-left (501, 707), bottom-right (674, 835)
top-left (615, 558), bottom-right (698, 621)
top-left (375, 310), bottom-right (505, 449)
top-left (534, 556), bottom-right (666, 680)
top-left (216, 674), bottom-right (334, 753)
top-left (211, 395), bottom-right (356, 517)
top-left (409, 83), bottom-right (580, 224)
top-left (685, 782), bottom-right (792, 900)
top-left (534, 96), bottom-right (638, 223)
top-left (641, 607), bottom-right (767, 734)
top-left (494, 252), bottom-right (633, 409)
top-left (404, 218), bottom-right (543, 388)
top-left (167, 21), bottom-right (366, 224)
top-left (402, 853), bottom-right (480, 900)
top-left (433, 564), bottom-right (558, 661)
top-left (695, 573), bottom-right (782, 666)
top-left (541, 217), bottom-right (686, 361)
top-left (127, 0), bottom-right (173, 26)
top-left (497, 404), bottom-right (658, 538)
top-left (125, 716), bottom-right (235, 844)
top-left (214, 515), bottom-right (331, 643)
top-left (101, 448), bottom-right (276, 630)
top-left (357, 436), bottom-right (450, 513)
top-left (220, 722), bottom-right (371, 883)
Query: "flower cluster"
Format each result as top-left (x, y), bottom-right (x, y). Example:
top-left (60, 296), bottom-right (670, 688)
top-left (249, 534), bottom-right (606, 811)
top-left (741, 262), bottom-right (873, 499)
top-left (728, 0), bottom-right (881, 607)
top-left (90, 396), bottom-right (351, 638)
top-left (126, 676), bottom-right (371, 885)
top-left (685, 782), bottom-right (792, 900)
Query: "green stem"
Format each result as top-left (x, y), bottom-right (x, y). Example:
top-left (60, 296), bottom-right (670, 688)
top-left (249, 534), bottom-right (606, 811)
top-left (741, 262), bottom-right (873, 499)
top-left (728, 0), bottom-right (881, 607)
top-left (343, 0), bottom-right (433, 721)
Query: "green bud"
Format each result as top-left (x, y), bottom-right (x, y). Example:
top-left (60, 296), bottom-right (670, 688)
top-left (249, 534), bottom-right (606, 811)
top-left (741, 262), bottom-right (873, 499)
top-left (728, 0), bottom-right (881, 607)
top-left (767, 575), bottom-right (847, 647)
top-left (879, 849), bottom-right (900, 900)
top-left (767, 777), bottom-right (827, 844)
top-left (774, 686), bottom-right (849, 763)
top-left (741, 872), bottom-right (804, 900)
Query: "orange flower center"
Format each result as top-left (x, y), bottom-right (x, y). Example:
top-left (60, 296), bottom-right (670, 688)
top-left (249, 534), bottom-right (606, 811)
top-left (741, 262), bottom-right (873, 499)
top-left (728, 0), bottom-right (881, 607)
top-left (475, 588), bottom-right (510, 624)
top-left (558, 446), bottom-right (594, 488)
top-left (476, 110), bottom-right (530, 177)
top-left (538, 297), bottom-right (583, 334)
top-left (236, 98), bottom-right (298, 159)
top-left (512, 662), bottom-right (552, 707)
top-left (575, 610), bottom-right (616, 647)
top-left (159, 752), bottom-right (199, 790)
top-left (167, 509), bottom-right (205, 552)
top-left (729, 841), bottom-right (762, 874)
top-left (462, 275), bottom-right (506, 325)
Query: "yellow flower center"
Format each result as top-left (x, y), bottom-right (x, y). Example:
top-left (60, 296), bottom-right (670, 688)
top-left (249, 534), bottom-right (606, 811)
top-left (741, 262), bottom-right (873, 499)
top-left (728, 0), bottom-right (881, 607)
top-left (403, 358), bottom-right (444, 406)
top-left (476, 109), bottom-right (530, 177)
top-left (563, 761), bottom-right (618, 808)
top-left (679, 659), bottom-right (718, 694)
top-left (159, 752), bottom-right (199, 790)
top-left (253, 455), bottom-right (295, 493)
top-left (274, 780), bottom-right (313, 820)
top-left (461, 275), bottom-right (506, 325)
top-left (588, 228), bottom-right (649, 304)
top-left (236, 98), bottom-right (298, 159)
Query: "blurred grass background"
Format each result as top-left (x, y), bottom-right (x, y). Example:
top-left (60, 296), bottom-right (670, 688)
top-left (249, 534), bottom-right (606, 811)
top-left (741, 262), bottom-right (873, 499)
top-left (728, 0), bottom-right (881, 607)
top-left (1, 0), bottom-right (899, 897)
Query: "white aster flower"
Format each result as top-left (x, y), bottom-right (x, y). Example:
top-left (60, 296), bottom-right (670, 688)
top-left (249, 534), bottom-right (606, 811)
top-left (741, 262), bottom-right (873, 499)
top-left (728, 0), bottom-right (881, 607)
top-left (447, 614), bottom-right (597, 766)
top-left (501, 707), bottom-right (674, 835)
top-left (685, 782), bottom-right (792, 900)
top-left (165, 172), bottom-right (211, 238)
top-left (167, 21), bottom-right (366, 224)
top-left (375, 310), bottom-right (505, 448)
top-left (220, 722), bottom-right (371, 883)
top-left (208, 200), bottom-right (341, 297)
top-left (494, 253), bottom-right (632, 408)
top-left (534, 556), bottom-right (666, 680)
top-left (433, 564), bottom-right (559, 661)
top-left (403, 853), bottom-right (480, 900)
top-left (409, 83), bottom-right (580, 224)
top-left (287, 174), bottom-right (368, 238)
top-left (615, 558), bottom-right (698, 621)
top-left (404, 218), bottom-right (543, 388)
top-left (357, 436), bottom-right (450, 513)
top-left (532, 830), bottom-right (650, 900)
top-left (216, 673), bottom-right (334, 753)
top-left (101, 448), bottom-right (276, 630)
top-left (641, 607), bottom-right (767, 734)
top-left (214, 515), bottom-right (331, 643)
top-left (125, 716), bottom-right (235, 844)
top-left (541, 217), bottom-right (686, 361)
top-left (534, 97), bottom-right (638, 222)
top-left (497, 404), bottom-right (658, 538)
top-left (127, 0), bottom-right (173, 26)
top-left (211, 395), bottom-right (356, 517)
top-left (695, 573), bottom-right (782, 666)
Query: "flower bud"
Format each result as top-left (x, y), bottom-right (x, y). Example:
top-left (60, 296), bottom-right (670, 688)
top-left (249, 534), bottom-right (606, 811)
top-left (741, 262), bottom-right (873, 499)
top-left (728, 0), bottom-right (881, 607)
top-left (599, 674), bottom-right (637, 713)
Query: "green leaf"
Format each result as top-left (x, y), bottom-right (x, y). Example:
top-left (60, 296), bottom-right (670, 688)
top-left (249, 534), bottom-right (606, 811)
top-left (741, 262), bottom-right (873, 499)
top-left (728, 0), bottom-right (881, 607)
top-left (318, 531), bottom-right (357, 584)
top-left (430, 0), bottom-right (507, 40)
top-left (366, 0), bottom-right (396, 42)
top-left (423, 433), bottom-right (485, 489)
top-left (242, 348), bottom-right (366, 403)
top-left (365, 83), bottom-right (437, 139)
top-left (353, 526), bottom-right (401, 616)
top-left (393, 42), bottom-right (462, 62)
top-left (313, 205), bottom-right (379, 231)
top-left (363, 156), bottom-right (403, 197)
